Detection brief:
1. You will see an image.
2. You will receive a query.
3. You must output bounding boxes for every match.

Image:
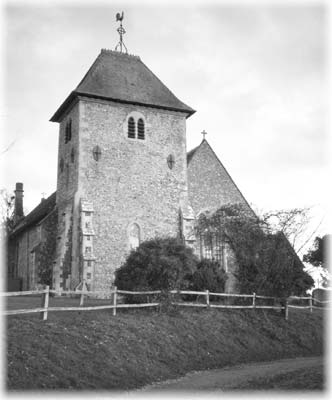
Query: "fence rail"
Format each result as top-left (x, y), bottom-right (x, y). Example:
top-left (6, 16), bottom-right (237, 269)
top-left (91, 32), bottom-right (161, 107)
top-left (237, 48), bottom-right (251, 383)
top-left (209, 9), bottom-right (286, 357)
top-left (2, 285), bottom-right (330, 321)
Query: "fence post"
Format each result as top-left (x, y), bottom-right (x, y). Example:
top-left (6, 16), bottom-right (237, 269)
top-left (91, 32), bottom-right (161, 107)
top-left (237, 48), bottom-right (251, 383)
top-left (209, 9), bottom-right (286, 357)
top-left (253, 292), bottom-right (256, 309)
top-left (40, 285), bottom-right (50, 321)
top-left (113, 286), bottom-right (117, 316)
top-left (309, 296), bottom-right (313, 313)
top-left (206, 290), bottom-right (210, 308)
top-left (79, 290), bottom-right (85, 307)
top-left (285, 298), bottom-right (289, 321)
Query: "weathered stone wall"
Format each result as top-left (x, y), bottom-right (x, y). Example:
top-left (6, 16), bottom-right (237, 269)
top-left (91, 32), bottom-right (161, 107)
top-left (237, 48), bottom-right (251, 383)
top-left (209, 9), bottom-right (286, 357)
top-left (8, 209), bottom-right (57, 290)
top-left (53, 96), bottom-right (190, 292)
top-left (187, 140), bottom-right (251, 216)
top-left (56, 101), bottom-right (80, 206)
top-left (14, 226), bottom-right (39, 290)
top-left (54, 102), bottom-right (80, 290)
top-left (76, 98), bottom-right (189, 291)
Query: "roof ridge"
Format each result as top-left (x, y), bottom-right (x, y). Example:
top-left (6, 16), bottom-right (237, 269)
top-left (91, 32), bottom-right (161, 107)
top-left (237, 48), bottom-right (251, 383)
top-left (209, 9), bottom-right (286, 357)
top-left (100, 48), bottom-right (141, 60)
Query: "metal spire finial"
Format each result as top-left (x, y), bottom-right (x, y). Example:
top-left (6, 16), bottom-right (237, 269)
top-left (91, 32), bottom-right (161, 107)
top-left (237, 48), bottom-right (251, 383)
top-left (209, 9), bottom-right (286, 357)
top-left (201, 130), bottom-right (207, 140)
top-left (115, 11), bottom-right (128, 54)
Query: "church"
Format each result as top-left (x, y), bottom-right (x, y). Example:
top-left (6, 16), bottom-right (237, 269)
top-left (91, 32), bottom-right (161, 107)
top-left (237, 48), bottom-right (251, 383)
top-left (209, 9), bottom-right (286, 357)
top-left (7, 30), bottom-right (254, 294)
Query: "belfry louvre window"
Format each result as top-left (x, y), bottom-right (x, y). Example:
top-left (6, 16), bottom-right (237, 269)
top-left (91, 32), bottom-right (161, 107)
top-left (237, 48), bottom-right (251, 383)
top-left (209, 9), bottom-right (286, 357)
top-left (137, 118), bottom-right (145, 140)
top-left (128, 117), bottom-right (136, 138)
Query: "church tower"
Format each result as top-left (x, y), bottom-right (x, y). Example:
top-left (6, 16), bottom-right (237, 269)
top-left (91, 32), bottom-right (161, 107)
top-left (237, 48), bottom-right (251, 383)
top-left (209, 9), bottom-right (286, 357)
top-left (50, 46), bottom-right (195, 291)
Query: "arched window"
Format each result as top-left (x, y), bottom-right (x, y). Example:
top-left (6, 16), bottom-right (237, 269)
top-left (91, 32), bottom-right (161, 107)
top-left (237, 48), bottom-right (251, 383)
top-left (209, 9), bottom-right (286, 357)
top-left (137, 118), bottom-right (145, 140)
top-left (128, 117), bottom-right (136, 138)
top-left (128, 223), bottom-right (140, 250)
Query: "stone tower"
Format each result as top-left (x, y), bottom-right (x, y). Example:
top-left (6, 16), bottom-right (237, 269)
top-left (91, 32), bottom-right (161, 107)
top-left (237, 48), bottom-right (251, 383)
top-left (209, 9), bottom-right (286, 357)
top-left (50, 49), bottom-right (195, 291)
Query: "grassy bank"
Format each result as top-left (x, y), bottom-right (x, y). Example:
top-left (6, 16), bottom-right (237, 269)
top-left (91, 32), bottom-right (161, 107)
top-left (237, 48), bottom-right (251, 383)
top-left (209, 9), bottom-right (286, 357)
top-left (6, 307), bottom-right (324, 390)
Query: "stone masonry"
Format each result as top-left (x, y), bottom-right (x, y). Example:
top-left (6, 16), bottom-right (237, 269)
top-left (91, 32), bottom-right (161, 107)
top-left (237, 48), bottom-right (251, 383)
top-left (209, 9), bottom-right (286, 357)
top-left (54, 96), bottom-right (190, 291)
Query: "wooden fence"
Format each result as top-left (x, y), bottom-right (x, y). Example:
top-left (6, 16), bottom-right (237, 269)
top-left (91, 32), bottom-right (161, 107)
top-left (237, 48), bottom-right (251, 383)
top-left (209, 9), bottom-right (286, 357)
top-left (1, 286), bottom-right (330, 321)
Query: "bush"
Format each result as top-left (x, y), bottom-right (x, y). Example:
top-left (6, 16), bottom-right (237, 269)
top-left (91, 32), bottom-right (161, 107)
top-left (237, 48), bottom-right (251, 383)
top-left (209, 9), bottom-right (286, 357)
top-left (190, 259), bottom-right (226, 293)
top-left (114, 237), bottom-right (199, 303)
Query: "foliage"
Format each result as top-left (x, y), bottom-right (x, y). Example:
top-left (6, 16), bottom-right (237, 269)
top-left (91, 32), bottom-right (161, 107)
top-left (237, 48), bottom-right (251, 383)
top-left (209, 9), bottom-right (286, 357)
top-left (195, 203), bottom-right (314, 297)
top-left (303, 235), bottom-right (330, 269)
top-left (190, 259), bottom-right (227, 293)
top-left (114, 237), bottom-right (199, 303)
top-left (0, 188), bottom-right (15, 243)
top-left (37, 213), bottom-right (58, 286)
top-left (303, 235), bottom-right (331, 287)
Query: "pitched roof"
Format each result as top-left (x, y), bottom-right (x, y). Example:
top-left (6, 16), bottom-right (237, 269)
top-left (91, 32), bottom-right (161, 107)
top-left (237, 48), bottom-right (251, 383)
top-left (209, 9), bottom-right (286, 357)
top-left (187, 139), bottom-right (256, 217)
top-left (51, 49), bottom-right (195, 122)
top-left (10, 192), bottom-right (57, 237)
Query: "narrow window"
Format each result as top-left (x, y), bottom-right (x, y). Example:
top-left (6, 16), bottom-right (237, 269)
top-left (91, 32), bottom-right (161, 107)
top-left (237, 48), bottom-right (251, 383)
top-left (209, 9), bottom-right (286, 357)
top-left (59, 158), bottom-right (64, 173)
top-left (65, 119), bottom-right (72, 143)
top-left (128, 117), bottom-right (136, 138)
top-left (65, 163), bottom-right (69, 188)
top-left (129, 223), bottom-right (140, 250)
top-left (214, 235), bottom-right (223, 263)
top-left (201, 233), bottom-right (213, 260)
top-left (137, 118), bottom-right (145, 140)
top-left (70, 148), bottom-right (75, 163)
top-left (68, 120), bottom-right (72, 141)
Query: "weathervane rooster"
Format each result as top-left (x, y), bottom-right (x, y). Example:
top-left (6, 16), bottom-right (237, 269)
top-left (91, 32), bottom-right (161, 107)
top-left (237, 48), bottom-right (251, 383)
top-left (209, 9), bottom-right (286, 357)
top-left (116, 12), bottom-right (124, 22)
top-left (115, 11), bottom-right (128, 54)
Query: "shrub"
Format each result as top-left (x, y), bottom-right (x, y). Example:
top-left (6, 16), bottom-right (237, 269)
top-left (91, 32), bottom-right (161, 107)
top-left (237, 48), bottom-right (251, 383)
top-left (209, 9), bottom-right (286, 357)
top-left (114, 237), bottom-right (199, 303)
top-left (190, 259), bottom-right (226, 293)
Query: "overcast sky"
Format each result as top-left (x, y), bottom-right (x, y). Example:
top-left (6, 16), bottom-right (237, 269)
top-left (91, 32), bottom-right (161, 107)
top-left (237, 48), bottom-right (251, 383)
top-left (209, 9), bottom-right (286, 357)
top-left (0, 0), bottom-right (329, 253)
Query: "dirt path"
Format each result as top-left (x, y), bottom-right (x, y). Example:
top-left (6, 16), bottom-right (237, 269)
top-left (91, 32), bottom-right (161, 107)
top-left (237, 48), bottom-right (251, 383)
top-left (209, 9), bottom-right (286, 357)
top-left (135, 356), bottom-right (323, 391)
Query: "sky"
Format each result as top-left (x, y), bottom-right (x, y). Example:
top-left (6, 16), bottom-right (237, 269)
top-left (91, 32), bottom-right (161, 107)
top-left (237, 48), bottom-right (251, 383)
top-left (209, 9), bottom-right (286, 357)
top-left (0, 0), bottom-right (330, 262)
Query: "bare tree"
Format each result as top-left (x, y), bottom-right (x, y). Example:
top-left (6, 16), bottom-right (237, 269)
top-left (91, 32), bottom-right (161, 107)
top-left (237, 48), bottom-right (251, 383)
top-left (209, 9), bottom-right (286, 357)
top-left (262, 208), bottom-right (311, 252)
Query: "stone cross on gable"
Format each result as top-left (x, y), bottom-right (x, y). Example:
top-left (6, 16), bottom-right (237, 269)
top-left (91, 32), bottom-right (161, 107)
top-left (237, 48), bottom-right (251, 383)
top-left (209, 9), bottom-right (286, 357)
top-left (201, 130), bottom-right (207, 140)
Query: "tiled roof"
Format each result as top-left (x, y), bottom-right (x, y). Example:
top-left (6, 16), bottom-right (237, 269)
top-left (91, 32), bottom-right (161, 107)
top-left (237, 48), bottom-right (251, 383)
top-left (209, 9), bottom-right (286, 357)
top-left (51, 49), bottom-right (195, 122)
top-left (10, 192), bottom-right (56, 237)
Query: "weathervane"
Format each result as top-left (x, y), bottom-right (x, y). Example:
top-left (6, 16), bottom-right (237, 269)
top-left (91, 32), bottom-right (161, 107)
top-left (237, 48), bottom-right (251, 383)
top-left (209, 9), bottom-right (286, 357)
top-left (201, 130), bottom-right (207, 140)
top-left (115, 11), bottom-right (128, 54)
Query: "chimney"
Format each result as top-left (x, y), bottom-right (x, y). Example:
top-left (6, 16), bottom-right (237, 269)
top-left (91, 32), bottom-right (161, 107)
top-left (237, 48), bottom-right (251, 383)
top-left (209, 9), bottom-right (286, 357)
top-left (14, 182), bottom-right (24, 222)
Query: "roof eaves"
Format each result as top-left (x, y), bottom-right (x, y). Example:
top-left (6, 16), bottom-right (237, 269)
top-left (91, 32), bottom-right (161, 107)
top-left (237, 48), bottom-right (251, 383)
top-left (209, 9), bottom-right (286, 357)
top-left (50, 92), bottom-right (78, 122)
top-left (10, 192), bottom-right (57, 237)
top-left (51, 91), bottom-right (195, 123)
top-left (139, 58), bottom-right (195, 117)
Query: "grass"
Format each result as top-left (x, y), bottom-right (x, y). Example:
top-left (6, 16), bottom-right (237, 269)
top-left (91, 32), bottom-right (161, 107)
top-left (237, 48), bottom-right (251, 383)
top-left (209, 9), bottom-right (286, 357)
top-left (5, 296), bottom-right (325, 391)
